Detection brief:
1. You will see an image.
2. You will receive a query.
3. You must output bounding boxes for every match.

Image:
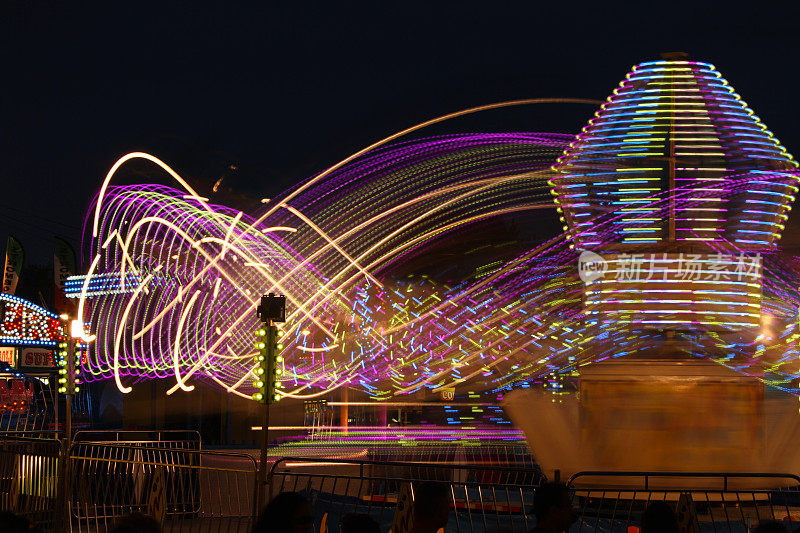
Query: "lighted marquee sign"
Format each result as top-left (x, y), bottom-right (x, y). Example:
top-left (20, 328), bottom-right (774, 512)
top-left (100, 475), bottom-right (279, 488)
top-left (17, 348), bottom-right (57, 370)
top-left (0, 294), bottom-right (64, 346)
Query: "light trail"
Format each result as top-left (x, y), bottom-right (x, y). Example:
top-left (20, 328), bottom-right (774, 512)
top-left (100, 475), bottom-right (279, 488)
top-left (69, 66), bottom-right (800, 403)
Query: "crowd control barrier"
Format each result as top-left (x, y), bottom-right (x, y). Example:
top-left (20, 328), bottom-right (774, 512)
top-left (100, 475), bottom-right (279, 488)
top-left (68, 441), bottom-right (257, 533)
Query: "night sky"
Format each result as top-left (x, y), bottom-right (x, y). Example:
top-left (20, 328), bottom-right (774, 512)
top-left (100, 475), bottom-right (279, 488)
top-left (4, 3), bottom-right (800, 265)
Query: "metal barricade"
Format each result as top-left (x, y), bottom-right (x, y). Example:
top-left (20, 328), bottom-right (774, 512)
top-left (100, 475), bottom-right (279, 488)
top-left (367, 443), bottom-right (538, 483)
top-left (73, 429), bottom-right (202, 449)
top-left (3, 426), bottom-right (798, 533)
top-left (269, 461), bottom-right (800, 533)
top-left (68, 442), bottom-right (257, 533)
top-left (568, 471), bottom-right (800, 533)
top-left (269, 456), bottom-right (545, 533)
top-left (0, 430), bottom-right (62, 440)
top-left (0, 435), bottom-right (61, 529)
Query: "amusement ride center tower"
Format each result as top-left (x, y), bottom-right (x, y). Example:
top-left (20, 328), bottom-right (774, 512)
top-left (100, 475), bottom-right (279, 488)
top-left (546, 57), bottom-right (800, 473)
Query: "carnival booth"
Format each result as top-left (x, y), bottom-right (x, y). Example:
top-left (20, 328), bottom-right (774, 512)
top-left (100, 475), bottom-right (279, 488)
top-left (0, 293), bottom-right (64, 429)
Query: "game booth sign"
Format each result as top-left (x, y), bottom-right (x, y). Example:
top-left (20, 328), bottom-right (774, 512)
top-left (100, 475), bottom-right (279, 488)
top-left (0, 293), bottom-right (65, 415)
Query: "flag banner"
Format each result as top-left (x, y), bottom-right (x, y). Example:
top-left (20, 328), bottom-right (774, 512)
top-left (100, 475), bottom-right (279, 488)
top-left (2, 236), bottom-right (24, 295)
top-left (54, 237), bottom-right (77, 313)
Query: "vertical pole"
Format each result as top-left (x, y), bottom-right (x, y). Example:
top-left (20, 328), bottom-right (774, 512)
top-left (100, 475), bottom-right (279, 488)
top-left (65, 337), bottom-right (74, 451)
top-left (340, 387), bottom-right (349, 434)
top-left (57, 336), bottom-right (75, 533)
top-left (54, 378), bottom-right (59, 435)
top-left (54, 326), bottom-right (64, 533)
top-left (263, 397), bottom-right (271, 496)
top-left (255, 322), bottom-right (274, 516)
top-left (55, 321), bottom-right (66, 437)
top-left (254, 401), bottom-right (271, 518)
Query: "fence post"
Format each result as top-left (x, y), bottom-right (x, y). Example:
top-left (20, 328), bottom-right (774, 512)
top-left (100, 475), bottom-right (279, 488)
top-left (56, 438), bottom-right (69, 533)
top-left (254, 399), bottom-right (271, 521)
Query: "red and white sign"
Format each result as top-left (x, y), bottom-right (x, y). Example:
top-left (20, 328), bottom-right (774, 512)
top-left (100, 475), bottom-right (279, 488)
top-left (0, 347), bottom-right (14, 366)
top-left (18, 348), bottom-right (55, 369)
top-left (0, 296), bottom-right (63, 343)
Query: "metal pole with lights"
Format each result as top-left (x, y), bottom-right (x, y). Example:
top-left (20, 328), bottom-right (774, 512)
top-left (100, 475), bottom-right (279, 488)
top-left (59, 319), bottom-right (92, 443)
top-left (253, 293), bottom-right (286, 516)
top-left (56, 315), bottom-right (95, 532)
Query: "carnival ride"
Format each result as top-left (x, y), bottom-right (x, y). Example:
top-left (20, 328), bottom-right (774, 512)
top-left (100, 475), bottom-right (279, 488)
top-left (68, 60), bottom-right (800, 415)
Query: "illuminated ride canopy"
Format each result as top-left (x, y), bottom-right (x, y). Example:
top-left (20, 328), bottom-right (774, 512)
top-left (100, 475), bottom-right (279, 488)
top-left (73, 60), bottom-right (800, 401)
top-left (0, 294), bottom-right (63, 347)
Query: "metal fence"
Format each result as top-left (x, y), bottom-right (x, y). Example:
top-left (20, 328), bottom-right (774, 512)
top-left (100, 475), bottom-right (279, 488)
top-left (0, 429), bottom-right (62, 440)
top-left (2, 431), bottom-right (800, 533)
top-left (68, 441), bottom-right (257, 533)
top-left (269, 459), bottom-right (800, 533)
top-left (568, 471), bottom-right (800, 533)
top-left (73, 429), bottom-right (202, 450)
top-left (269, 456), bottom-right (545, 533)
top-left (367, 443), bottom-right (536, 470)
top-left (0, 435), bottom-right (62, 529)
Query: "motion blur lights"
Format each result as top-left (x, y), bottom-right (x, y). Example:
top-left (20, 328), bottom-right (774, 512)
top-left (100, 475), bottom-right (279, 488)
top-left (68, 70), bottom-right (800, 402)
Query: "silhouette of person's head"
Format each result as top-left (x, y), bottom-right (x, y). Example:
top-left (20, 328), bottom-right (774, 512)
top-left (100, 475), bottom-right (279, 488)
top-left (252, 491), bottom-right (313, 533)
top-left (531, 482), bottom-right (576, 533)
top-left (341, 513), bottom-right (381, 533)
top-left (411, 481), bottom-right (450, 533)
top-left (641, 501), bottom-right (679, 533)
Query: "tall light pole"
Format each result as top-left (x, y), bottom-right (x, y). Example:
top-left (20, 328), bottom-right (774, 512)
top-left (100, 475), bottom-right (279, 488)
top-left (254, 293), bottom-right (286, 515)
top-left (56, 316), bottom-right (94, 532)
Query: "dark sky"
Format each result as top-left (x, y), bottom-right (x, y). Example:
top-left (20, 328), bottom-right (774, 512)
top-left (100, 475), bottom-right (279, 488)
top-left (3, 2), bottom-right (800, 265)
